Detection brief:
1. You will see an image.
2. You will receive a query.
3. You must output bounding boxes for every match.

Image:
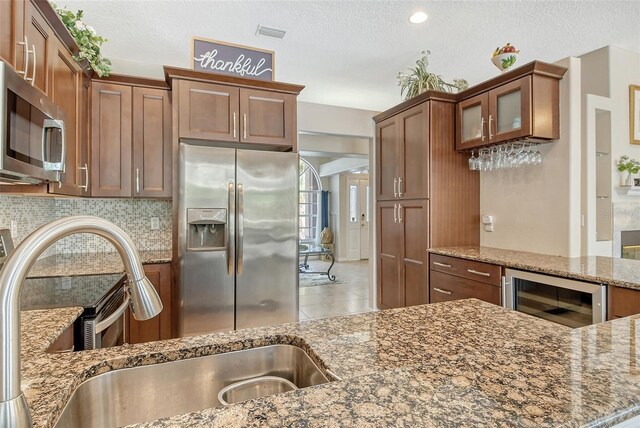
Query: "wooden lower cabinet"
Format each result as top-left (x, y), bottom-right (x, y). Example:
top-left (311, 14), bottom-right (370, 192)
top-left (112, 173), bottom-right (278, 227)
top-left (428, 254), bottom-right (502, 306)
top-left (127, 263), bottom-right (172, 344)
top-left (377, 199), bottom-right (429, 309)
top-left (429, 270), bottom-right (501, 305)
top-left (608, 286), bottom-right (640, 320)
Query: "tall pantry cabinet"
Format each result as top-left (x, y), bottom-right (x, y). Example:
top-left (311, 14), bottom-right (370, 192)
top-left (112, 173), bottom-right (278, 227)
top-left (374, 93), bottom-right (479, 310)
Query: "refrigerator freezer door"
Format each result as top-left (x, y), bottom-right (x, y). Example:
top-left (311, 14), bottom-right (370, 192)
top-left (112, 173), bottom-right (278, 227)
top-left (178, 144), bottom-right (236, 336)
top-left (235, 150), bottom-right (299, 329)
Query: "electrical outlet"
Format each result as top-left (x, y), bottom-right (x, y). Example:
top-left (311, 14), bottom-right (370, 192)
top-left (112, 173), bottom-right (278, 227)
top-left (60, 277), bottom-right (72, 290)
top-left (150, 217), bottom-right (160, 230)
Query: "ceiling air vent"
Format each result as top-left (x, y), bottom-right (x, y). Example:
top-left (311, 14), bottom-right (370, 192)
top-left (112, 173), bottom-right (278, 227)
top-left (255, 25), bottom-right (287, 39)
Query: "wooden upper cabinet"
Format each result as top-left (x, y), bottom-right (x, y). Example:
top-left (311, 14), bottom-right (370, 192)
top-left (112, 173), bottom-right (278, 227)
top-left (48, 41), bottom-right (82, 196)
top-left (455, 62), bottom-right (565, 150)
top-left (132, 87), bottom-right (171, 198)
top-left (375, 116), bottom-right (399, 201)
top-left (178, 80), bottom-right (239, 142)
top-left (488, 76), bottom-right (532, 144)
top-left (128, 263), bottom-right (172, 344)
top-left (239, 88), bottom-right (296, 148)
top-left (398, 103), bottom-right (429, 200)
top-left (0, 0), bottom-right (17, 66)
top-left (456, 93), bottom-right (489, 150)
top-left (77, 75), bottom-right (91, 195)
top-left (23, 0), bottom-right (53, 96)
top-left (91, 82), bottom-right (132, 197)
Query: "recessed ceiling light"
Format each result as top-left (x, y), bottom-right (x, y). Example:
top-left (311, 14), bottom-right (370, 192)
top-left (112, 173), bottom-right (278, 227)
top-left (409, 11), bottom-right (428, 24)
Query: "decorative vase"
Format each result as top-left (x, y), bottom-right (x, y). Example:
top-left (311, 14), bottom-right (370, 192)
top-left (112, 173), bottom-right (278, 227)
top-left (320, 227), bottom-right (333, 244)
top-left (626, 173), bottom-right (635, 187)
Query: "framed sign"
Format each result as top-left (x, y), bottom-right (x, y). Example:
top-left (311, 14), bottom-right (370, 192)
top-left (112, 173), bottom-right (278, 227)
top-left (191, 37), bottom-right (274, 81)
top-left (631, 84), bottom-right (640, 145)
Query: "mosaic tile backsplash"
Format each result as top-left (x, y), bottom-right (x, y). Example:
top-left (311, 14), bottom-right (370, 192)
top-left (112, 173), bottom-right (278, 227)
top-left (0, 196), bottom-right (172, 255)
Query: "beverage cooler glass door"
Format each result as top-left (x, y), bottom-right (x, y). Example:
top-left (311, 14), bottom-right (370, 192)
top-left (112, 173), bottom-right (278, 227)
top-left (505, 269), bottom-right (606, 328)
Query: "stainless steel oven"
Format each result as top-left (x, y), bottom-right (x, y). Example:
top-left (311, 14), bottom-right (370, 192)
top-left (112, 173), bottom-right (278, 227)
top-left (504, 269), bottom-right (606, 328)
top-left (76, 278), bottom-right (128, 350)
top-left (0, 60), bottom-right (65, 184)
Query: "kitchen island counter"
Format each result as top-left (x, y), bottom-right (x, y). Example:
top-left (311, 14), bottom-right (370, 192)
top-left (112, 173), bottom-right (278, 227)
top-left (21, 299), bottom-right (640, 427)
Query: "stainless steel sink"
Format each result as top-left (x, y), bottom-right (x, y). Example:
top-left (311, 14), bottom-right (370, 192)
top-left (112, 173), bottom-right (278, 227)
top-left (54, 344), bottom-right (330, 428)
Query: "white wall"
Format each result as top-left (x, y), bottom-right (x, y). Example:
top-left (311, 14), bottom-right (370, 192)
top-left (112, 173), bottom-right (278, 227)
top-left (480, 57), bottom-right (582, 256)
top-left (579, 46), bottom-right (640, 256)
top-left (297, 102), bottom-right (378, 138)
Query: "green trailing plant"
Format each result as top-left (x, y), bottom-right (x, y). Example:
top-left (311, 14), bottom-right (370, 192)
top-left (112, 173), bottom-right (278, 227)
top-left (397, 50), bottom-right (468, 100)
top-left (617, 155), bottom-right (640, 174)
top-left (53, 5), bottom-right (111, 77)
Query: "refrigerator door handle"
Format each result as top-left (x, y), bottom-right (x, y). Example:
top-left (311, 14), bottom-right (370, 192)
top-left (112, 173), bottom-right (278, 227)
top-left (227, 180), bottom-right (235, 276)
top-left (237, 183), bottom-right (244, 275)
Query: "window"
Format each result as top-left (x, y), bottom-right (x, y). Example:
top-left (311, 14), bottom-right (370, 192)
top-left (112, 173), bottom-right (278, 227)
top-left (299, 158), bottom-right (321, 243)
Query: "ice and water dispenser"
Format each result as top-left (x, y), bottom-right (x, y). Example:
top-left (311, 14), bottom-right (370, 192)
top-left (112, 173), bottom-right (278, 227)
top-left (186, 208), bottom-right (227, 251)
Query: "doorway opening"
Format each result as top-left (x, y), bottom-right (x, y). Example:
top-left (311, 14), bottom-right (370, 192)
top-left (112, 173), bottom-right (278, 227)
top-left (298, 156), bottom-right (374, 321)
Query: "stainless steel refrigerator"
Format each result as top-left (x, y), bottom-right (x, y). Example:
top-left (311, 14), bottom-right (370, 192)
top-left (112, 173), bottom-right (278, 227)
top-left (178, 143), bottom-right (299, 336)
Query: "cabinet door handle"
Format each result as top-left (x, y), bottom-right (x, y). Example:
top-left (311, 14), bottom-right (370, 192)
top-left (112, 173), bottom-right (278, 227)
top-left (398, 177), bottom-right (403, 197)
top-left (26, 44), bottom-right (36, 85)
top-left (488, 115), bottom-right (494, 140)
top-left (480, 117), bottom-right (486, 141)
top-left (243, 113), bottom-right (247, 139)
top-left (398, 204), bottom-right (403, 223)
top-left (16, 36), bottom-right (28, 76)
top-left (78, 163), bottom-right (89, 191)
top-left (433, 262), bottom-right (451, 268)
top-left (433, 287), bottom-right (452, 295)
top-left (135, 168), bottom-right (140, 194)
top-left (233, 112), bottom-right (237, 138)
top-left (393, 178), bottom-right (398, 197)
top-left (468, 269), bottom-right (490, 277)
top-left (393, 204), bottom-right (397, 223)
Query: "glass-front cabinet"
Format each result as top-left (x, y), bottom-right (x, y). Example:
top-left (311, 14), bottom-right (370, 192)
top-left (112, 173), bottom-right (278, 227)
top-left (488, 76), bottom-right (531, 143)
top-left (456, 93), bottom-right (488, 150)
top-left (455, 68), bottom-right (562, 151)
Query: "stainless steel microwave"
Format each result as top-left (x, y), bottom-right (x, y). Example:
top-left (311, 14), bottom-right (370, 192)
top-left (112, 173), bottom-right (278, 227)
top-left (0, 60), bottom-right (65, 184)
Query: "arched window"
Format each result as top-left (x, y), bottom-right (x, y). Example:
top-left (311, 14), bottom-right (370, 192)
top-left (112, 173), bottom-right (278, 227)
top-left (299, 158), bottom-right (322, 243)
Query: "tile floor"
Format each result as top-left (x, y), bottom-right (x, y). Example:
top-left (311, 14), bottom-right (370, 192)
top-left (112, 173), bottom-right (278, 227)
top-left (299, 259), bottom-right (376, 320)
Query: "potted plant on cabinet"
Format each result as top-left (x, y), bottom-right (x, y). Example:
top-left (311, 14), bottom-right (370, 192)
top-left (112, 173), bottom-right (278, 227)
top-left (396, 50), bottom-right (468, 101)
top-left (53, 5), bottom-right (111, 77)
top-left (617, 155), bottom-right (640, 187)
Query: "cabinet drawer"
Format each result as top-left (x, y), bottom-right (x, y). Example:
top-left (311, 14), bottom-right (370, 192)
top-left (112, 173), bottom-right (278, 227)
top-left (430, 270), bottom-right (501, 306)
top-left (608, 286), bottom-right (640, 320)
top-left (430, 254), bottom-right (502, 286)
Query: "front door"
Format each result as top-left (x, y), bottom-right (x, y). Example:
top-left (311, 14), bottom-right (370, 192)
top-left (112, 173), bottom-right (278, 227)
top-left (359, 179), bottom-right (370, 260)
top-left (346, 176), bottom-right (370, 261)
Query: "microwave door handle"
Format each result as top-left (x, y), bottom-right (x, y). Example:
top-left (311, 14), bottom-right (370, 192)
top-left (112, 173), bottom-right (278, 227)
top-left (42, 119), bottom-right (66, 174)
top-left (94, 298), bottom-right (130, 334)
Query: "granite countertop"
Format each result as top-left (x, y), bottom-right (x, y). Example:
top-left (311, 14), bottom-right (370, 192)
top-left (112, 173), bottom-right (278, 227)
top-left (27, 249), bottom-right (172, 278)
top-left (21, 299), bottom-right (640, 427)
top-left (430, 246), bottom-right (640, 290)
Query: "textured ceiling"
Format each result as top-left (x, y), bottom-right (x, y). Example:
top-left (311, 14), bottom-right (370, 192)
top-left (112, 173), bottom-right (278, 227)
top-left (61, 0), bottom-right (640, 111)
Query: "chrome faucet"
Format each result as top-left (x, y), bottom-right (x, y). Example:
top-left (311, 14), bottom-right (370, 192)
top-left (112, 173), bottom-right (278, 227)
top-left (0, 216), bottom-right (163, 427)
